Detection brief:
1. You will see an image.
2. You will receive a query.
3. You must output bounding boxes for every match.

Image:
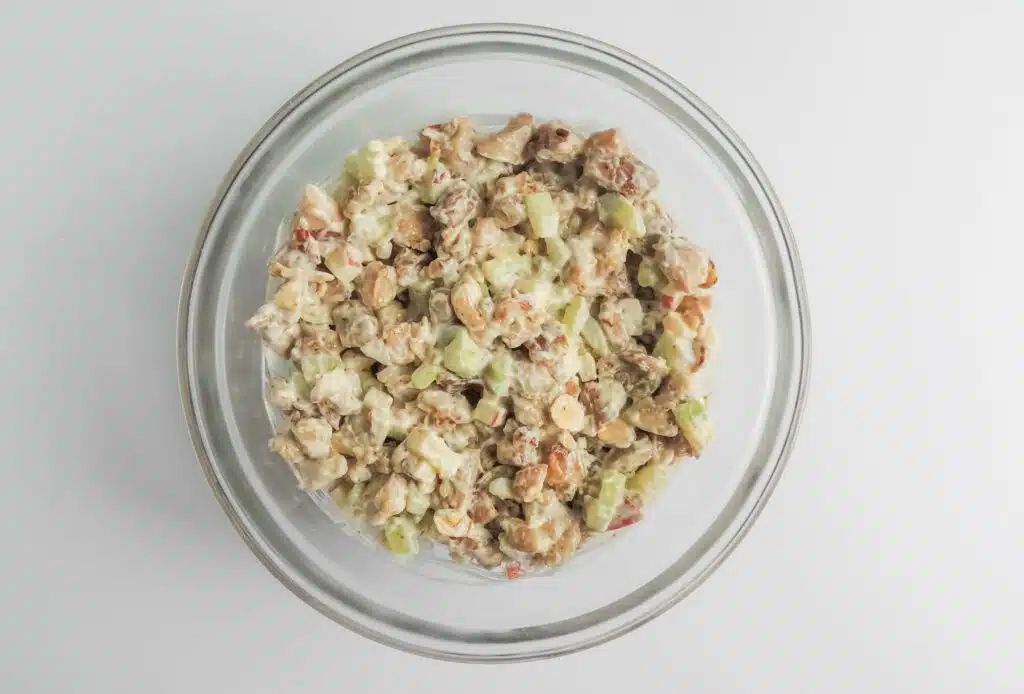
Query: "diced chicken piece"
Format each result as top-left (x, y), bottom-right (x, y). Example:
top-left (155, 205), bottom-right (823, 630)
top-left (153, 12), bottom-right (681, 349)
top-left (430, 180), bottom-right (483, 228)
top-left (311, 366), bottom-right (363, 417)
top-left (487, 172), bottom-right (543, 228)
top-left (375, 365), bottom-right (418, 402)
top-left (390, 202), bottom-right (434, 251)
top-left (331, 301), bottom-right (379, 349)
top-left (532, 121), bottom-right (584, 163)
top-left (364, 318), bottom-right (431, 366)
top-left (292, 184), bottom-right (344, 234)
top-left (476, 113), bottom-right (535, 165)
top-left (246, 302), bottom-right (300, 356)
top-left (607, 436), bottom-right (658, 474)
top-left (622, 398), bottom-right (679, 437)
top-left (417, 388), bottom-right (473, 425)
top-left (420, 118), bottom-right (480, 177)
top-left (291, 417), bottom-right (333, 459)
top-left (655, 236), bottom-right (715, 294)
top-left (545, 431), bottom-right (586, 500)
top-left (370, 474), bottom-right (409, 524)
top-left (582, 129), bottom-right (659, 197)
top-left (492, 296), bottom-right (545, 349)
top-left (513, 464), bottom-right (547, 503)
top-left (496, 425), bottom-right (542, 467)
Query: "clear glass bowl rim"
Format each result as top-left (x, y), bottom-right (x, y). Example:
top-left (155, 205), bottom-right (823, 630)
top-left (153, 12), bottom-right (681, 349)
top-left (177, 22), bottom-right (811, 662)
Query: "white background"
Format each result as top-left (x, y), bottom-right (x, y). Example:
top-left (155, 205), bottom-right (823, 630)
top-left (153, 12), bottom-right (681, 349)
top-left (2, 1), bottom-right (1022, 691)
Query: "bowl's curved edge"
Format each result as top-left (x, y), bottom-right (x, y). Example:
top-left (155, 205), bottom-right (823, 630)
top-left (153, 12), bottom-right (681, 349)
top-left (176, 22), bottom-right (812, 663)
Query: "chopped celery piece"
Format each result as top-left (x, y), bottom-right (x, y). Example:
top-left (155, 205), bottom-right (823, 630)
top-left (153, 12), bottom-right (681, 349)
top-left (585, 470), bottom-right (628, 531)
top-left (654, 331), bottom-right (696, 373)
top-left (410, 361), bottom-right (440, 389)
top-left (292, 371), bottom-right (311, 400)
top-left (384, 516), bottom-right (421, 555)
top-left (653, 332), bottom-right (680, 364)
top-left (407, 428), bottom-right (463, 479)
top-left (561, 296), bottom-right (590, 337)
top-left (345, 140), bottom-right (387, 184)
top-left (434, 325), bottom-right (461, 349)
top-left (443, 328), bottom-right (492, 378)
top-left (628, 462), bottom-right (668, 496)
top-left (473, 395), bottom-right (506, 427)
top-left (544, 234), bottom-right (571, 269)
top-left (419, 156), bottom-right (453, 204)
top-left (405, 486), bottom-right (430, 518)
top-left (482, 255), bottom-right (532, 291)
top-left (299, 353), bottom-right (343, 385)
top-left (347, 482), bottom-right (367, 512)
top-left (581, 318), bottom-right (610, 358)
top-left (637, 258), bottom-right (663, 288)
top-left (524, 191), bottom-right (559, 239)
top-left (673, 399), bottom-right (712, 454)
top-left (598, 193), bottom-right (646, 238)
top-left (484, 350), bottom-right (515, 396)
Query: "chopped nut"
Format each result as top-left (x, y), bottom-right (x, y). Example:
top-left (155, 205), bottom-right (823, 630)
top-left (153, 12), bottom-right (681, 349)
top-left (433, 509), bottom-right (472, 538)
top-left (358, 261), bottom-right (399, 310)
top-left (513, 464), bottom-right (547, 503)
top-left (550, 394), bottom-right (585, 432)
top-left (597, 419), bottom-right (637, 448)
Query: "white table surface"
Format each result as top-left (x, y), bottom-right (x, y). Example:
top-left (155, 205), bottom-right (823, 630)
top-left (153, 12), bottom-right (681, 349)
top-left (2, 1), bottom-right (1022, 691)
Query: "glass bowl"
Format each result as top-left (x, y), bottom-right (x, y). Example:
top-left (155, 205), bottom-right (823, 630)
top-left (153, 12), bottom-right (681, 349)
top-left (178, 23), bottom-right (810, 661)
